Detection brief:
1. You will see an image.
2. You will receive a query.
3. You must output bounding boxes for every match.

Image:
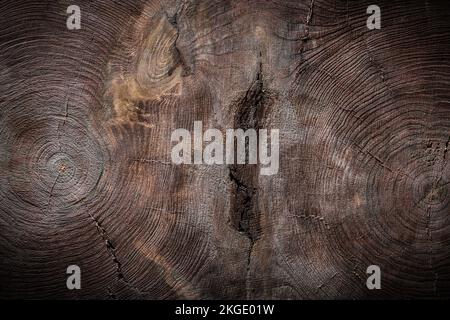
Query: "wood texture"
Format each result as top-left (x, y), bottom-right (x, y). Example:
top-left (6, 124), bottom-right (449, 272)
top-left (1, 0), bottom-right (450, 299)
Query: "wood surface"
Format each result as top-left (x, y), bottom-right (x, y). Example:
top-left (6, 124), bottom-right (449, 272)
top-left (1, 0), bottom-right (450, 299)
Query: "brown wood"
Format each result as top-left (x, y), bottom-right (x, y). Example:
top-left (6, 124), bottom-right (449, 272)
top-left (1, 0), bottom-right (450, 299)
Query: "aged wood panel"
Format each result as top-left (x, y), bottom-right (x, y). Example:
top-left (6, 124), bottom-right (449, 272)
top-left (0, 0), bottom-right (450, 299)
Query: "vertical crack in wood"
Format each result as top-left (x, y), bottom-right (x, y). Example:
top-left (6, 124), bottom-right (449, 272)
top-left (165, 8), bottom-right (191, 76)
top-left (444, 135), bottom-right (450, 160)
top-left (228, 54), bottom-right (267, 298)
top-left (306, 0), bottom-right (315, 25)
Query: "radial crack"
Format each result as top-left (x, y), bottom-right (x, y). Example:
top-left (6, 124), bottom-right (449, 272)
top-left (87, 212), bottom-right (125, 281)
top-left (86, 211), bottom-right (149, 297)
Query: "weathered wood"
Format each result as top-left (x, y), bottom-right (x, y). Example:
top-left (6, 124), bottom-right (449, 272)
top-left (0, 0), bottom-right (450, 299)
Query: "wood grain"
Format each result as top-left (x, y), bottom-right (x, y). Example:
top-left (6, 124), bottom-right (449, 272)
top-left (1, 0), bottom-right (450, 299)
